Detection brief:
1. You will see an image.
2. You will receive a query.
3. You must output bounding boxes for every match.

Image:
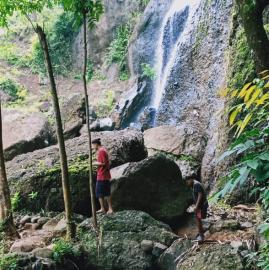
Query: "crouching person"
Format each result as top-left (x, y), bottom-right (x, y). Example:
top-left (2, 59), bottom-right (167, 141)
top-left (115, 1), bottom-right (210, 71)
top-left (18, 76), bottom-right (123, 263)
top-left (186, 175), bottom-right (208, 243)
top-left (92, 138), bottom-right (114, 214)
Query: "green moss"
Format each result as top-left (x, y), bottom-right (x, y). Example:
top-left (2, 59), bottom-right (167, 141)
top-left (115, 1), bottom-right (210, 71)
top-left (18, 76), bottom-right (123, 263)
top-left (228, 27), bottom-right (256, 89)
top-left (0, 254), bottom-right (19, 270)
top-left (152, 150), bottom-right (199, 166)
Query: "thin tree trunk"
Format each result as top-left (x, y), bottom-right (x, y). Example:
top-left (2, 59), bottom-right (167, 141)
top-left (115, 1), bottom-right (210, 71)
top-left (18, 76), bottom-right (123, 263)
top-left (0, 100), bottom-right (18, 238)
top-left (83, 11), bottom-right (98, 228)
top-left (35, 25), bottom-right (75, 239)
top-left (236, 0), bottom-right (269, 73)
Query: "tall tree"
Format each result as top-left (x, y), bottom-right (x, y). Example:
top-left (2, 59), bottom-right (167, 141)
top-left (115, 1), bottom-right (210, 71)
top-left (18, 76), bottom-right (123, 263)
top-left (0, 100), bottom-right (18, 238)
top-left (60, 0), bottom-right (103, 228)
top-left (0, 0), bottom-right (76, 239)
top-left (235, 0), bottom-right (269, 73)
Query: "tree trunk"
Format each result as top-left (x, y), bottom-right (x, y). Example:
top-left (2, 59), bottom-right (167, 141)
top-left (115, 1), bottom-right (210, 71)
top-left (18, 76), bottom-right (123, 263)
top-left (0, 100), bottom-right (18, 238)
top-left (35, 26), bottom-right (75, 239)
top-left (82, 12), bottom-right (98, 228)
top-left (236, 0), bottom-right (269, 73)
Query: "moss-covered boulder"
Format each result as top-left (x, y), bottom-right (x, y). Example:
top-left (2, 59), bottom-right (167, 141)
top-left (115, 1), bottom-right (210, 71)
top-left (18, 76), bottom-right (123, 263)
top-left (6, 129), bottom-right (146, 215)
top-left (110, 154), bottom-right (191, 224)
top-left (78, 210), bottom-right (178, 270)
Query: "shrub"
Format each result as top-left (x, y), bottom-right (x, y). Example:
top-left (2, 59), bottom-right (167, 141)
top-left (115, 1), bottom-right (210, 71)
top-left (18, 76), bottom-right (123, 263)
top-left (96, 90), bottom-right (115, 117)
top-left (0, 255), bottom-right (18, 270)
top-left (215, 74), bottom-right (269, 269)
top-left (141, 63), bottom-right (156, 80)
top-left (52, 238), bottom-right (80, 263)
top-left (31, 12), bottom-right (78, 76)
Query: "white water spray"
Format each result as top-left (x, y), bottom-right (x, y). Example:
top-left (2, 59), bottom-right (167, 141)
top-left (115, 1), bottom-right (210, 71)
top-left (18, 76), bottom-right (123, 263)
top-left (151, 0), bottom-right (201, 110)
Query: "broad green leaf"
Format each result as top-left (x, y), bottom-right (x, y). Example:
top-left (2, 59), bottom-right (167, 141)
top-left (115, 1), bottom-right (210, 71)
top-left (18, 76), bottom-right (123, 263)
top-left (229, 108), bottom-right (240, 126)
top-left (244, 85), bottom-right (256, 102)
top-left (237, 113), bottom-right (253, 137)
top-left (246, 88), bottom-right (262, 108)
top-left (238, 82), bottom-right (252, 98)
top-left (245, 159), bottom-right (259, 170)
top-left (258, 152), bottom-right (269, 161)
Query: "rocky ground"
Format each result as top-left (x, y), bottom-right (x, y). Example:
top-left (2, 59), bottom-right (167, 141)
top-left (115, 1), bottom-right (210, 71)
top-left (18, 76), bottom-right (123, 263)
top-left (1, 202), bottom-right (259, 270)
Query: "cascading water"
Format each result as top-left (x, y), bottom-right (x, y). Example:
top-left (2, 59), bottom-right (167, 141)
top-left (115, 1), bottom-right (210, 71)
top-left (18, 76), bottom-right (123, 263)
top-left (151, 0), bottom-right (201, 111)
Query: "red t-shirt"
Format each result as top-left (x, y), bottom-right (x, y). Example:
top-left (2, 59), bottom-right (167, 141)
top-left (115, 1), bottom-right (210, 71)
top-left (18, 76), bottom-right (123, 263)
top-left (97, 147), bottom-right (111, 181)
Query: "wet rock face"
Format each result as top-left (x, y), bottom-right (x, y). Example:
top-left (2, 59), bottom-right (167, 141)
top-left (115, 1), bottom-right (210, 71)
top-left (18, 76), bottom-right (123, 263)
top-left (155, 0), bottom-right (233, 182)
top-left (110, 154), bottom-right (191, 224)
top-left (6, 129), bottom-right (147, 215)
top-left (79, 210), bottom-right (178, 270)
top-left (128, 0), bottom-right (173, 76)
top-left (3, 109), bottom-right (52, 161)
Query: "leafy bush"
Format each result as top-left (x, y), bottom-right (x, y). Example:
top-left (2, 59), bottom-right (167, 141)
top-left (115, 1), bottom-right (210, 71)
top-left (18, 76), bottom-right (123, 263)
top-left (106, 24), bottom-right (131, 80)
top-left (52, 238), bottom-right (80, 263)
top-left (96, 90), bottom-right (115, 117)
top-left (11, 192), bottom-right (21, 211)
top-left (216, 74), bottom-right (269, 269)
top-left (0, 254), bottom-right (18, 270)
top-left (31, 12), bottom-right (78, 76)
top-left (0, 77), bottom-right (27, 102)
top-left (141, 63), bottom-right (156, 80)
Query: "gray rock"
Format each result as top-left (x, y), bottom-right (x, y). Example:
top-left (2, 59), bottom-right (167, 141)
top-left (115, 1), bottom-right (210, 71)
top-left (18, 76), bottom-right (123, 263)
top-left (230, 240), bottom-right (243, 250)
top-left (210, 220), bottom-right (240, 233)
top-left (61, 92), bottom-right (89, 139)
top-left (89, 117), bottom-right (114, 131)
top-left (37, 217), bottom-right (50, 227)
top-left (3, 109), bottom-right (52, 161)
top-left (20, 215), bottom-right (31, 225)
top-left (31, 216), bottom-right (40, 224)
top-left (141, 240), bottom-right (154, 253)
top-left (158, 239), bottom-right (192, 270)
top-left (178, 244), bottom-right (244, 270)
top-left (240, 221), bottom-right (253, 229)
top-left (152, 243), bottom-right (168, 257)
top-left (111, 81), bottom-right (149, 129)
top-left (7, 129), bottom-right (147, 215)
top-left (111, 154), bottom-right (191, 224)
top-left (32, 247), bottom-right (53, 258)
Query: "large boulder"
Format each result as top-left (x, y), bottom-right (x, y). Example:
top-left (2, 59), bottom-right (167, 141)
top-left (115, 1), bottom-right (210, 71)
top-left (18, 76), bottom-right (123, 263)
top-left (3, 109), bottom-right (52, 161)
top-left (79, 210), bottom-right (178, 270)
top-left (6, 129), bottom-right (147, 215)
top-left (144, 125), bottom-right (204, 179)
top-left (61, 93), bottom-right (89, 139)
top-left (110, 154), bottom-right (191, 224)
top-left (158, 239), bottom-right (244, 270)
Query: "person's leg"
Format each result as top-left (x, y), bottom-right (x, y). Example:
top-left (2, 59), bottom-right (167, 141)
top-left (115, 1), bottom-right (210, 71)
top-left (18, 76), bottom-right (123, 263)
top-left (195, 209), bottom-right (205, 242)
top-left (106, 196), bottom-right (114, 214)
top-left (196, 218), bottom-right (204, 236)
top-left (98, 197), bottom-right (106, 213)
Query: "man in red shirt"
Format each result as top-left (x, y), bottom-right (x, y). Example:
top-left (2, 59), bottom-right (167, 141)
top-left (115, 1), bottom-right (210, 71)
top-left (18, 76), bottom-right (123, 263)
top-left (92, 138), bottom-right (113, 214)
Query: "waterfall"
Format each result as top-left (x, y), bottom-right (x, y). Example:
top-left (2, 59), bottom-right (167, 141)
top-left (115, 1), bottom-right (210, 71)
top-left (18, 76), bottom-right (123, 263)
top-left (151, 0), bottom-right (201, 110)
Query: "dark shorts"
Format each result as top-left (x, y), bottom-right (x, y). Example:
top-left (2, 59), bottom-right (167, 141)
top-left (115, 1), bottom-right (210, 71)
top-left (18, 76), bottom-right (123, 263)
top-left (96, 180), bottom-right (111, 198)
top-left (195, 203), bottom-right (208, 220)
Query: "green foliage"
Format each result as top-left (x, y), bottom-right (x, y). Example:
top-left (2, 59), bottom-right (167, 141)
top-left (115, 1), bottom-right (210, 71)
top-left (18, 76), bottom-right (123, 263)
top-left (228, 28), bottom-right (255, 89)
top-left (217, 75), bottom-right (269, 269)
top-left (0, 255), bottom-right (18, 270)
top-left (28, 191), bottom-right (38, 201)
top-left (96, 90), bottom-right (115, 117)
top-left (141, 63), bottom-right (156, 80)
top-left (106, 24), bottom-right (131, 79)
top-left (59, 0), bottom-right (104, 29)
top-left (31, 11), bottom-right (78, 76)
top-left (0, 78), bottom-right (19, 99)
top-left (52, 238), bottom-right (80, 263)
top-left (11, 192), bottom-right (21, 211)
